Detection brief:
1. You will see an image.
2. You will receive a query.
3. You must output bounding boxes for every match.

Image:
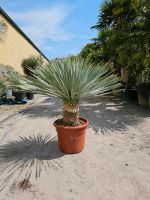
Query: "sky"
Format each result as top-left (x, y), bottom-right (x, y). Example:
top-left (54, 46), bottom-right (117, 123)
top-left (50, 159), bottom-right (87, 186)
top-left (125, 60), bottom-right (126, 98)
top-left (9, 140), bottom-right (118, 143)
top-left (0, 0), bottom-right (103, 60)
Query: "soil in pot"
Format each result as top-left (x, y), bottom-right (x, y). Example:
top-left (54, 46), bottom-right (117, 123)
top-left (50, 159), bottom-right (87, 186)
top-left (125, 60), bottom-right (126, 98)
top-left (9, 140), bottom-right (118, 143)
top-left (54, 118), bottom-right (89, 154)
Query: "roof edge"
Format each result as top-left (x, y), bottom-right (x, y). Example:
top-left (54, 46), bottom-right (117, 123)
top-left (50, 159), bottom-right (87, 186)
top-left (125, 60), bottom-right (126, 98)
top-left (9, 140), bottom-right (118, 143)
top-left (0, 7), bottom-right (49, 62)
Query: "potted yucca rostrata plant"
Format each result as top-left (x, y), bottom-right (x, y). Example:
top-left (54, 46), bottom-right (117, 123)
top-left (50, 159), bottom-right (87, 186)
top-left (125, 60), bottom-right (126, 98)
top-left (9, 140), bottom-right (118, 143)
top-left (18, 57), bottom-right (121, 154)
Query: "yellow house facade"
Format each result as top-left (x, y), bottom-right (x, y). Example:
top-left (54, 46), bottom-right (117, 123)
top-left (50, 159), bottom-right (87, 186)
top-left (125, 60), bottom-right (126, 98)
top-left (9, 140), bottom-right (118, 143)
top-left (0, 7), bottom-right (49, 74)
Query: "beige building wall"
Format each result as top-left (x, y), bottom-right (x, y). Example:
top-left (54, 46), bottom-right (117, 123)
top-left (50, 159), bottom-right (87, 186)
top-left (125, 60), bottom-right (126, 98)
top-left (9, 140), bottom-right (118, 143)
top-left (0, 14), bottom-right (48, 74)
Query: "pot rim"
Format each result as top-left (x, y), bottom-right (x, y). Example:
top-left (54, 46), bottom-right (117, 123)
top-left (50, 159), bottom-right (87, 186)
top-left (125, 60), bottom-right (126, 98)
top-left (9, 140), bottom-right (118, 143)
top-left (53, 117), bottom-right (89, 129)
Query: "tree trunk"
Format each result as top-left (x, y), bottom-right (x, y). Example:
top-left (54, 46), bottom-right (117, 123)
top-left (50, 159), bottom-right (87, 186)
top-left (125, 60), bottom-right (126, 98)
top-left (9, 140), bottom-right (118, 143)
top-left (63, 104), bottom-right (80, 126)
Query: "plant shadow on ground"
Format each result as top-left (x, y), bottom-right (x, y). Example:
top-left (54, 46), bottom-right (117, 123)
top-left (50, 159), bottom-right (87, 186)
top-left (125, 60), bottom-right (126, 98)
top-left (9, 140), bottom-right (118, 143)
top-left (22, 97), bottom-right (63, 119)
top-left (22, 97), bottom-right (150, 134)
top-left (0, 134), bottom-right (64, 191)
top-left (80, 97), bottom-right (150, 134)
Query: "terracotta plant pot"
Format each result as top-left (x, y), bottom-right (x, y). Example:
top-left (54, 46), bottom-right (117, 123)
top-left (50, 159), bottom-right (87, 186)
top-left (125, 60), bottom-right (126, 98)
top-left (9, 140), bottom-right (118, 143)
top-left (54, 118), bottom-right (89, 154)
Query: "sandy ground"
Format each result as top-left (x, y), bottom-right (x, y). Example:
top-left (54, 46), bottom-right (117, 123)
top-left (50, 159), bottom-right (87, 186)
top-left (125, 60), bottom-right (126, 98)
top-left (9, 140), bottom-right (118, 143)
top-left (0, 95), bottom-right (43, 122)
top-left (0, 95), bottom-right (150, 200)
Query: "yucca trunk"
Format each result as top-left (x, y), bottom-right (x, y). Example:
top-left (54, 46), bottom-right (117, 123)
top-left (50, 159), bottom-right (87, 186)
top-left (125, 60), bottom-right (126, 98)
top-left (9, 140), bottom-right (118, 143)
top-left (63, 104), bottom-right (80, 126)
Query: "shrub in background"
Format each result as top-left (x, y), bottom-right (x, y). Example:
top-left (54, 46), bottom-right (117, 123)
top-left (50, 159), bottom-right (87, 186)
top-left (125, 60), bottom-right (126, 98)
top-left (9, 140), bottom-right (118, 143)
top-left (21, 56), bottom-right (43, 77)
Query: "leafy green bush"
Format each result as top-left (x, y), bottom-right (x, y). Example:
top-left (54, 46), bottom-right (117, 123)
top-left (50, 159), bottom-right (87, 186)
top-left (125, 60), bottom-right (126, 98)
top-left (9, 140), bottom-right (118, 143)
top-left (21, 56), bottom-right (43, 76)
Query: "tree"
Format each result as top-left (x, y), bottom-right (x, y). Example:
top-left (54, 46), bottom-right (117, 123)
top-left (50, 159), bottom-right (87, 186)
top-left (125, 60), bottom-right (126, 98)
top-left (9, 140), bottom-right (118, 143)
top-left (92, 0), bottom-right (137, 30)
top-left (79, 42), bottom-right (103, 63)
top-left (91, 0), bottom-right (150, 87)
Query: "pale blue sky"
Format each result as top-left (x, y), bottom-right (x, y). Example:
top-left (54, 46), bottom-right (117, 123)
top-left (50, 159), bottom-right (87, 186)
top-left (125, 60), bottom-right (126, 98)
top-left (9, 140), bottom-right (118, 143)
top-left (0, 0), bottom-right (103, 60)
